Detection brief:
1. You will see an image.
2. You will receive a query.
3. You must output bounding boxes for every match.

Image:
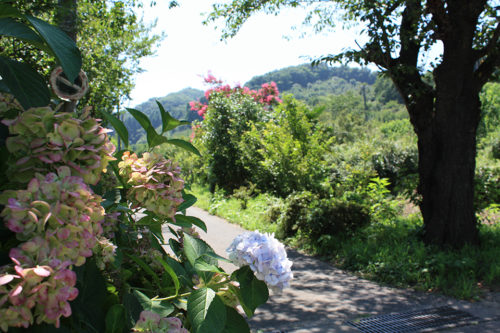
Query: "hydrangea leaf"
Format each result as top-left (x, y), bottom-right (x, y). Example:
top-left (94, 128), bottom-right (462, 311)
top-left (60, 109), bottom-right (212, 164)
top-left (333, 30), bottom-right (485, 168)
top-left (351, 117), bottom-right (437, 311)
top-left (173, 214), bottom-right (207, 233)
top-left (187, 288), bottom-right (226, 333)
top-left (132, 290), bottom-right (174, 317)
top-left (183, 234), bottom-right (217, 266)
top-left (178, 192), bottom-right (197, 211)
top-left (105, 304), bottom-right (126, 333)
top-left (222, 306), bottom-right (250, 333)
top-left (183, 234), bottom-right (218, 283)
top-left (155, 256), bottom-right (181, 296)
top-left (233, 266), bottom-right (269, 317)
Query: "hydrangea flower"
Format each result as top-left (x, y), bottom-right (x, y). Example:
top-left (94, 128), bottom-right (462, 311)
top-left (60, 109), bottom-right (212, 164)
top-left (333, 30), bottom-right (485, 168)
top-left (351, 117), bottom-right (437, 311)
top-left (118, 152), bottom-right (184, 219)
top-left (0, 166), bottom-right (105, 266)
top-left (0, 167), bottom-right (106, 330)
top-left (3, 106), bottom-right (115, 185)
top-left (227, 231), bottom-right (293, 293)
top-left (132, 311), bottom-right (188, 333)
top-left (0, 262), bottom-right (78, 331)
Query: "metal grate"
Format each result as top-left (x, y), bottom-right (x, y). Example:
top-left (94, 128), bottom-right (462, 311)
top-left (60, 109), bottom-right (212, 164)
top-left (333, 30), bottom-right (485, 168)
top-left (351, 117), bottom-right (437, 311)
top-left (347, 306), bottom-right (480, 332)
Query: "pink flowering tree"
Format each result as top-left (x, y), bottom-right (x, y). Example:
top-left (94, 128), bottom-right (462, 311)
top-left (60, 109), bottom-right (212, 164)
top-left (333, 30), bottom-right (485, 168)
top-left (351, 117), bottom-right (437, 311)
top-left (0, 9), bottom-right (286, 333)
top-left (189, 75), bottom-right (282, 192)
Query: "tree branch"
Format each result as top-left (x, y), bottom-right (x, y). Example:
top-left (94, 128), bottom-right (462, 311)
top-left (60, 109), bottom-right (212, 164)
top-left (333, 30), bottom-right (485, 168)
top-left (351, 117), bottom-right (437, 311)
top-left (475, 20), bottom-right (500, 60)
top-left (425, 0), bottom-right (449, 40)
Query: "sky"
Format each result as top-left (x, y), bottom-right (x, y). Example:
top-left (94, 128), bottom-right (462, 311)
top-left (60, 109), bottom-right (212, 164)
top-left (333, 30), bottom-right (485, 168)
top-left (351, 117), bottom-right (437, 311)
top-left (127, 1), bottom-right (367, 107)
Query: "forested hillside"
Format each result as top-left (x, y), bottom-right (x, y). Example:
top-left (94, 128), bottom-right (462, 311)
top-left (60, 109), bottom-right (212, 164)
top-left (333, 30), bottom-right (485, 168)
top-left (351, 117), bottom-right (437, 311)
top-left (126, 64), bottom-right (404, 144)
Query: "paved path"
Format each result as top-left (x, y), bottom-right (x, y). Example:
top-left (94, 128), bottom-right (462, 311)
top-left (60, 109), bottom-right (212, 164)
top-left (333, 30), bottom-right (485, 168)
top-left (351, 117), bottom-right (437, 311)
top-left (175, 207), bottom-right (500, 332)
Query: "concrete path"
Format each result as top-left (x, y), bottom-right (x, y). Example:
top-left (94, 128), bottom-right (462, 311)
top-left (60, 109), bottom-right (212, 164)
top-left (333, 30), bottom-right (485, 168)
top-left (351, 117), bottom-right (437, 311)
top-left (175, 207), bottom-right (500, 332)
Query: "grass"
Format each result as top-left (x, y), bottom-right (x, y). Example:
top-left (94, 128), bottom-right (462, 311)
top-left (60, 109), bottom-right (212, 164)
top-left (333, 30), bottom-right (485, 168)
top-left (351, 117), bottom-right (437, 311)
top-left (188, 184), bottom-right (500, 300)
top-left (188, 184), bottom-right (279, 233)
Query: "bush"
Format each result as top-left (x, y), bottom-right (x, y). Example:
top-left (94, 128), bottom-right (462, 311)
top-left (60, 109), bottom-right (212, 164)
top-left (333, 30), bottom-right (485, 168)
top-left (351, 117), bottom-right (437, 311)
top-left (275, 191), bottom-right (371, 242)
top-left (276, 191), bottom-right (316, 239)
top-left (300, 198), bottom-right (371, 240)
top-left (475, 166), bottom-right (500, 210)
top-left (372, 144), bottom-right (418, 196)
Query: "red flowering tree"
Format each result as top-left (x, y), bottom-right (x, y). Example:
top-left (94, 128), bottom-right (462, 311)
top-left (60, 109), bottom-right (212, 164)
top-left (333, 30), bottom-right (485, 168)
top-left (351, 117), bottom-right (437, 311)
top-left (190, 75), bottom-right (281, 192)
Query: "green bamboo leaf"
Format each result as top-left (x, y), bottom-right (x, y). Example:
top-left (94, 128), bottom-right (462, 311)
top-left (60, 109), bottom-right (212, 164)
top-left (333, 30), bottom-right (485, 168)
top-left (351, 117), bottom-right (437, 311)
top-left (126, 108), bottom-right (158, 147)
top-left (101, 111), bottom-right (129, 148)
top-left (26, 15), bottom-right (81, 82)
top-left (105, 304), bottom-right (126, 333)
top-left (233, 266), bottom-right (269, 317)
top-left (0, 56), bottom-right (50, 109)
top-left (188, 288), bottom-right (226, 333)
top-left (156, 100), bottom-right (190, 134)
top-left (222, 306), bottom-right (250, 333)
top-left (0, 18), bottom-right (50, 52)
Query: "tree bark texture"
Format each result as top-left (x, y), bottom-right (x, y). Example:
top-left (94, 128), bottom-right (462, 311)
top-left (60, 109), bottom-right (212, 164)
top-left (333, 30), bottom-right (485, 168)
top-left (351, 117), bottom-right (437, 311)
top-left (404, 1), bottom-right (485, 247)
top-left (376, 0), bottom-right (498, 247)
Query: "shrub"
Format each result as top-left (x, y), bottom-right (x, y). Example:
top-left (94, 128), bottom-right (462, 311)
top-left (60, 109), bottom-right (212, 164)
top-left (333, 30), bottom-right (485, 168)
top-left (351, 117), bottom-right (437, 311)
top-left (300, 198), bottom-right (371, 240)
top-left (475, 166), bottom-right (500, 211)
top-left (275, 191), bottom-right (316, 239)
top-left (372, 144), bottom-right (418, 196)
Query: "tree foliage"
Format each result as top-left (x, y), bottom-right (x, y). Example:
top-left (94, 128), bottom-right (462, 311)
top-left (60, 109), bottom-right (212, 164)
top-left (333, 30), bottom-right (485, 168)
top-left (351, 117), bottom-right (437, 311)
top-left (206, 0), bottom-right (500, 247)
top-left (0, 0), bottom-right (161, 116)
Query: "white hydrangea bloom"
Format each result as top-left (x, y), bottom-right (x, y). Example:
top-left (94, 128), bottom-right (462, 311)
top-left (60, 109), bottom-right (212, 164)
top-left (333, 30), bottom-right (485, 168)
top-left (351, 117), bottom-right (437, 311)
top-left (227, 231), bottom-right (293, 293)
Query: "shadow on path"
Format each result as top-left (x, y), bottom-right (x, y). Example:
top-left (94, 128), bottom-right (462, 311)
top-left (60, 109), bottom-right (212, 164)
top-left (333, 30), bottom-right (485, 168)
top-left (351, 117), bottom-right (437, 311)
top-left (182, 207), bottom-right (500, 332)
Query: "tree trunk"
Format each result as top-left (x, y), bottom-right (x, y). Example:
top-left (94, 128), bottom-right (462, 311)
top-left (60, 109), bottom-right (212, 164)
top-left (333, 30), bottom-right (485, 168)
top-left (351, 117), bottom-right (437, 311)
top-left (417, 94), bottom-right (481, 247)
top-left (413, 39), bottom-right (481, 248)
top-left (56, 0), bottom-right (78, 114)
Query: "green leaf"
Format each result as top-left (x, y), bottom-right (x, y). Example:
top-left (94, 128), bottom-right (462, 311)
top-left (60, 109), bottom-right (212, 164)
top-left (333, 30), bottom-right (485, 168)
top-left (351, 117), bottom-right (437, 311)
top-left (183, 234), bottom-right (217, 267)
top-left (0, 4), bottom-right (23, 18)
top-left (132, 290), bottom-right (174, 317)
top-left (233, 266), bottom-right (269, 317)
top-left (173, 214), bottom-right (207, 233)
top-left (101, 111), bottom-right (129, 148)
top-left (105, 304), bottom-right (126, 333)
top-left (222, 306), bottom-right (250, 333)
top-left (165, 138), bottom-right (201, 156)
top-left (155, 256), bottom-right (180, 296)
top-left (126, 108), bottom-right (158, 147)
top-left (188, 288), bottom-right (226, 333)
top-left (194, 257), bottom-right (223, 273)
top-left (156, 100), bottom-right (190, 134)
top-left (0, 56), bottom-right (50, 109)
top-left (25, 15), bottom-right (81, 82)
top-left (0, 18), bottom-right (50, 52)
top-left (123, 292), bottom-right (142, 327)
top-left (72, 259), bottom-right (107, 332)
top-left (178, 192), bottom-right (197, 211)
top-left (126, 253), bottom-right (162, 287)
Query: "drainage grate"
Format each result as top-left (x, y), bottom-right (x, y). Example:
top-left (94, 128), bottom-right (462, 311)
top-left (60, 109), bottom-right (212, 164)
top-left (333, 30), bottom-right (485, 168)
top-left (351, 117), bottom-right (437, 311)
top-left (347, 306), bottom-right (480, 332)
